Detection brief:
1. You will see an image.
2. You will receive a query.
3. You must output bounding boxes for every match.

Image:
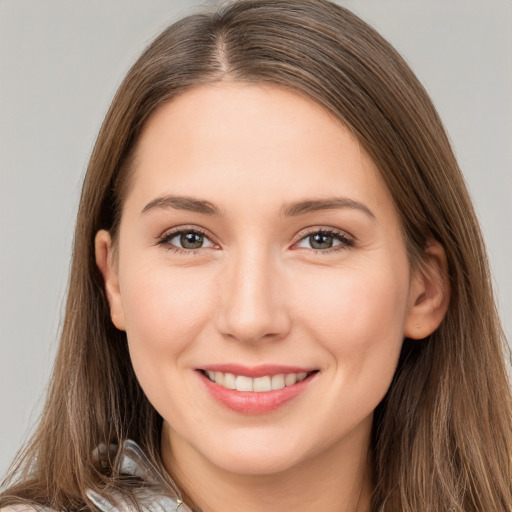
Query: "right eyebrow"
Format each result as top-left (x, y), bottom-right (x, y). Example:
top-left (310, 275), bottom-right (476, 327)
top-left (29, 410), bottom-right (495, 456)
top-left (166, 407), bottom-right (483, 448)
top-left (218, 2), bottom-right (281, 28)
top-left (140, 195), bottom-right (221, 216)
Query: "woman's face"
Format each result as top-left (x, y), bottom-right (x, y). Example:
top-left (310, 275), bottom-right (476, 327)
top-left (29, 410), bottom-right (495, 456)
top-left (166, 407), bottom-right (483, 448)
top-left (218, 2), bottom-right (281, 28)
top-left (97, 83), bottom-right (427, 476)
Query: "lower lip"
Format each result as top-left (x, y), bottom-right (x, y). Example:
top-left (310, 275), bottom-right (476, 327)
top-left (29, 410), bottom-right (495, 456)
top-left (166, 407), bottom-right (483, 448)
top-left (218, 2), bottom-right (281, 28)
top-left (198, 371), bottom-right (316, 415)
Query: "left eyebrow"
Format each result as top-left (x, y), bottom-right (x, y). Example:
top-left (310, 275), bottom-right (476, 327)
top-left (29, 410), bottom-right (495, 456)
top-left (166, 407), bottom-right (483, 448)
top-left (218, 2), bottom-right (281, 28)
top-left (282, 197), bottom-right (376, 219)
top-left (141, 195), bottom-right (221, 216)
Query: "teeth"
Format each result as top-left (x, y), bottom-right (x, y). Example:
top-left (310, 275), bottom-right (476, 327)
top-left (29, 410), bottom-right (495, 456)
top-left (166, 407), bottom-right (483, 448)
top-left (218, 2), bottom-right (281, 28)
top-left (253, 376), bottom-right (271, 392)
top-left (235, 375), bottom-right (253, 392)
top-left (284, 373), bottom-right (297, 386)
top-left (205, 370), bottom-right (310, 392)
top-left (215, 372), bottom-right (225, 386)
top-left (223, 372), bottom-right (236, 389)
top-left (271, 374), bottom-right (285, 389)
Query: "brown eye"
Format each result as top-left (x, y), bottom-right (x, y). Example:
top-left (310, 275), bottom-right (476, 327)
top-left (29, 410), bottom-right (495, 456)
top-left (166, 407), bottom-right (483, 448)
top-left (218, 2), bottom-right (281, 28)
top-left (159, 229), bottom-right (215, 252)
top-left (309, 233), bottom-right (334, 249)
top-left (180, 232), bottom-right (204, 249)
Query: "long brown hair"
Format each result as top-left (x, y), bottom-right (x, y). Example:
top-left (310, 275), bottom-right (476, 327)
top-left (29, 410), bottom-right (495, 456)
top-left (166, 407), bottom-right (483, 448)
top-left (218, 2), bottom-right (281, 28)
top-left (2, 1), bottom-right (511, 510)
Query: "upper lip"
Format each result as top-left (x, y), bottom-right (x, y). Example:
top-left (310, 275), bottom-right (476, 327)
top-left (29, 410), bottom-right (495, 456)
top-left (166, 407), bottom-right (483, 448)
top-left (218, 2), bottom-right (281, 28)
top-left (198, 364), bottom-right (317, 378)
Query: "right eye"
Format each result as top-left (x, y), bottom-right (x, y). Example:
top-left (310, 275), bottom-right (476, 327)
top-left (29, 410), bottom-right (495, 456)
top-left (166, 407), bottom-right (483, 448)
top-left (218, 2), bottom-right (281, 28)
top-left (158, 229), bottom-right (216, 252)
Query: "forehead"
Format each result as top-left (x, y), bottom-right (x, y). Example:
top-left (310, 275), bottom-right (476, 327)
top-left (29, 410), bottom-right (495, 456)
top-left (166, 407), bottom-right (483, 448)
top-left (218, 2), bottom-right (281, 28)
top-left (124, 82), bottom-right (395, 220)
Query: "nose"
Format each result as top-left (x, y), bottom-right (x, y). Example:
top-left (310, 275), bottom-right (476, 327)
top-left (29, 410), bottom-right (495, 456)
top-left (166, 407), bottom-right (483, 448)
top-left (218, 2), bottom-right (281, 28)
top-left (215, 244), bottom-right (291, 344)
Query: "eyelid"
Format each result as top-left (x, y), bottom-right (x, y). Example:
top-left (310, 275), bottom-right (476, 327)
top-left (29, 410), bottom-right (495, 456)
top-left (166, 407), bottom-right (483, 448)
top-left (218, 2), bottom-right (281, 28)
top-left (155, 225), bottom-right (354, 252)
top-left (290, 226), bottom-right (355, 250)
top-left (156, 225), bottom-right (219, 249)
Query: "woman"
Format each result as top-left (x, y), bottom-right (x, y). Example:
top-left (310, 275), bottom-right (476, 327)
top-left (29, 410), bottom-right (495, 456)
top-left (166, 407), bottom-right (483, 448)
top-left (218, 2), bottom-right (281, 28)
top-left (1, 0), bottom-right (511, 510)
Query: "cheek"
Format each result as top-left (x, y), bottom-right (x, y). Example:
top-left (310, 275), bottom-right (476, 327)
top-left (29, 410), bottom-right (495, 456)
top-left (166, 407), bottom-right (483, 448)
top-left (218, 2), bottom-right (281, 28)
top-left (293, 259), bottom-right (410, 367)
top-left (118, 263), bottom-right (220, 423)
top-left (120, 263), bottom-right (216, 363)
top-left (290, 259), bottom-right (411, 436)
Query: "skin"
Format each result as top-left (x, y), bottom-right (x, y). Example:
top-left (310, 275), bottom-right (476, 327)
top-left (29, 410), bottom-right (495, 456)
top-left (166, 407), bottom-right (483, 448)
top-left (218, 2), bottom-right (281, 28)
top-left (96, 83), bottom-right (448, 512)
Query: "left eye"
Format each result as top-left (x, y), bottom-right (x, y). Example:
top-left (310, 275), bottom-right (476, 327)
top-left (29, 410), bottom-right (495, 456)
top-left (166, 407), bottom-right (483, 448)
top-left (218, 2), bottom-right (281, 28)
top-left (163, 230), bottom-right (215, 250)
top-left (295, 231), bottom-right (352, 250)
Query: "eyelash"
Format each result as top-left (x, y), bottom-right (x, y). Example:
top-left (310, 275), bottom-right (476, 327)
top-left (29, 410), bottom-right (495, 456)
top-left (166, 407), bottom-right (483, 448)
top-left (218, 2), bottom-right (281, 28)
top-left (156, 226), bottom-right (215, 254)
top-left (156, 227), bottom-right (355, 254)
top-left (293, 228), bottom-right (355, 254)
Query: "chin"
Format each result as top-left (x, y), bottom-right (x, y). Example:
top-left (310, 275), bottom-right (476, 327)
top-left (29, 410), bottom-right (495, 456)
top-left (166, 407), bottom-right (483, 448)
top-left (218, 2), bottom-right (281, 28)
top-left (210, 446), bottom-right (306, 476)
top-left (192, 426), bottom-right (318, 477)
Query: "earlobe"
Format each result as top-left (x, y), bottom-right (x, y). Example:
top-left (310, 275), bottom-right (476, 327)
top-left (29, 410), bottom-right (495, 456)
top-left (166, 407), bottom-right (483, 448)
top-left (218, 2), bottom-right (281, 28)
top-left (94, 230), bottom-right (126, 331)
top-left (404, 239), bottom-right (450, 340)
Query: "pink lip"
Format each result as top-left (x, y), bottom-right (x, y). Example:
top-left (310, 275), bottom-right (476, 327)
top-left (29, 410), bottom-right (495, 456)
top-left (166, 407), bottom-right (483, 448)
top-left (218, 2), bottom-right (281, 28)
top-left (197, 367), bottom-right (317, 415)
top-left (199, 363), bottom-right (315, 378)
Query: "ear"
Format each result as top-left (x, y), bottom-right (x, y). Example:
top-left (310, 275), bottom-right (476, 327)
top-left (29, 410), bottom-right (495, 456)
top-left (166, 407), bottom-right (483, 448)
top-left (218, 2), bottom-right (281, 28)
top-left (404, 239), bottom-right (450, 340)
top-left (95, 230), bottom-right (126, 331)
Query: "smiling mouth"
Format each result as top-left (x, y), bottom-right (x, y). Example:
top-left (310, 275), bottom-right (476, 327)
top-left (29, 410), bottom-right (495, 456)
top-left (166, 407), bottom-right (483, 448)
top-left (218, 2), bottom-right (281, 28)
top-left (200, 370), bottom-right (317, 392)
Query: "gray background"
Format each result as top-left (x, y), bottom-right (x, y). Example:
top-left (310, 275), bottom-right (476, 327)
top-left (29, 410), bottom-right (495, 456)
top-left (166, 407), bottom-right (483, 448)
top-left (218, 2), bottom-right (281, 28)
top-left (1, 0), bottom-right (511, 477)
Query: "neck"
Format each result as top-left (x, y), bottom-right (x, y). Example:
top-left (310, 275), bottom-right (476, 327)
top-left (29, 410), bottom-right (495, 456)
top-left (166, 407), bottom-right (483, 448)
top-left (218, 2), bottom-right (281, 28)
top-left (161, 420), bottom-right (373, 512)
